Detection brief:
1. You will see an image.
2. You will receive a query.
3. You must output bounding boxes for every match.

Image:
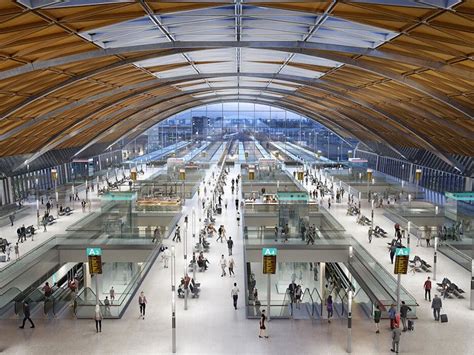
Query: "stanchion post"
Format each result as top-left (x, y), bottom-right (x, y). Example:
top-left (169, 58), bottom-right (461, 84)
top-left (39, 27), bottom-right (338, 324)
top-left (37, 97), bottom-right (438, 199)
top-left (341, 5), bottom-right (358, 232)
top-left (171, 246), bottom-right (176, 353)
top-left (347, 246), bottom-right (353, 353)
top-left (184, 217), bottom-right (188, 310)
top-left (267, 273), bottom-right (271, 321)
top-left (433, 235), bottom-right (438, 280)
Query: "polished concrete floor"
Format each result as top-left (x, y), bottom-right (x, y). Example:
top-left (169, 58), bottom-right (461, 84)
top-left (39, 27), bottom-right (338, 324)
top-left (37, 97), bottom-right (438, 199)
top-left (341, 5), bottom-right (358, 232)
top-left (1, 163), bottom-right (473, 354)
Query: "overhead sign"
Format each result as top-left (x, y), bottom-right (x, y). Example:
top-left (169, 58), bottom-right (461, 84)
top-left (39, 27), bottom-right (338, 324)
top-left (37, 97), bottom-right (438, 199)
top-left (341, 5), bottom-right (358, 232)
top-left (262, 248), bottom-right (277, 274)
top-left (394, 256), bottom-right (409, 274)
top-left (395, 248), bottom-right (410, 257)
top-left (262, 247), bottom-right (278, 256)
top-left (394, 248), bottom-right (410, 275)
top-left (87, 247), bottom-right (103, 274)
top-left (86, 247), bottom-right (102, 256)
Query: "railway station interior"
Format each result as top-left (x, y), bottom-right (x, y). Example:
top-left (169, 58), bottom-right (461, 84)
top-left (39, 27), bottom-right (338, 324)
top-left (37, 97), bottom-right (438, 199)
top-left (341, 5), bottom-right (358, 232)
top-left (0, 0), bottom-right (473, 354)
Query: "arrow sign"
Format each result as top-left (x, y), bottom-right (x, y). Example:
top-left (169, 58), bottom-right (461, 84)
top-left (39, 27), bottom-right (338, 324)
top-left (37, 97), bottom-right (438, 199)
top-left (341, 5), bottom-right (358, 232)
top-left (262, 247), bottom-right (278, 256)
top-left (395, 247), bottom-right (410, 257)
top-left (86, 247), bottom-right (102, 256)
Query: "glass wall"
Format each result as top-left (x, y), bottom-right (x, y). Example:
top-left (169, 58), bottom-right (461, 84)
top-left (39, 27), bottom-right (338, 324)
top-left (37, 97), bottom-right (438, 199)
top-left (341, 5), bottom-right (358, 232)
top-left (145, 103), bottom-right (357, 161)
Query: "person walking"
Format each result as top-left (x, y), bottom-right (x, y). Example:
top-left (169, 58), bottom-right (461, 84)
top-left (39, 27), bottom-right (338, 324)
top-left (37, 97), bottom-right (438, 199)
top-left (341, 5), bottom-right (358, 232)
top-left (389, 244), bottom-right (396, 264)
top-left (138, 291), bottom-right (147, 319)
top-left (104, 297), bottom-right (111, 316)
top-left (217, 226), bottom-right (224, 242)
top-left (373, 304), bottom-right (381, 334)
top-left (400, 301), bottom-right (412, 331)
top-left (431, 294), bottom-right (442, 321)
top-left (152, 226), bottom-right (161, 243)
top-left (326, 295), bottom-right (333, 323)
top-left (227, 237), bottom-right (234, 256)
top-left (220, 255), bottom-right (227, 277)
top-left (42, 215), bottom-right (48, 232)
top-left (14, 243), bottom-right (20, 259)
top-left (231, 283), bottom-right (239, 310)
top-left (258, 309), bottom-right (268, 338)
top-left (163, 247), bottom-right (170, 268)
top-left (19, 302), bottom-right (35, 329)
top-left (109, 287), bottom-right (115, 304)
top-left (9, 213), bottom-right (15, 226)
top-left (228, 256), bottom-right (235, 277)
top-left (391, 325), bottom-right (402, 353)
top-left (94, 304), bottom-right (102, 333)
top-left (173, 225), bottom-right (181, 242)
top-left (388, 304), bottom-right (397, 329)
top-left (424, 277), bottom-right (432, 301)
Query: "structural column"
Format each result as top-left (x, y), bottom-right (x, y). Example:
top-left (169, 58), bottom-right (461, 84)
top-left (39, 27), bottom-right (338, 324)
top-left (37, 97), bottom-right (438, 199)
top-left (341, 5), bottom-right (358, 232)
top-left (320, 262), bottom-right (326, 316)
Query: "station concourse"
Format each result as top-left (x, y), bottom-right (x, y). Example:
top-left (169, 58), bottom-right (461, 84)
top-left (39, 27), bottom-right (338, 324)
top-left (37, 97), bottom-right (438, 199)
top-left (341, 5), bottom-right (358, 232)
top-left (0, 1), bottom-right (473, 354)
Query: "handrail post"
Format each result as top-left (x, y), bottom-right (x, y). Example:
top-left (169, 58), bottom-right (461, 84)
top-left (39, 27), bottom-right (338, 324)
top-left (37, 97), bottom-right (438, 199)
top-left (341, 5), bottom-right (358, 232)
top-left (347, 246), bottom-right (353, 353)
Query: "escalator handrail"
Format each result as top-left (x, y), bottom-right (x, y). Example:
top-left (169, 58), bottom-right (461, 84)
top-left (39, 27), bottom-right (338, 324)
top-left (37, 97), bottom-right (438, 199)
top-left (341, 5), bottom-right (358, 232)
top-left (353, 245), bottom-right (417, 304)
top-left (301, 288), bottom-right (315, 316)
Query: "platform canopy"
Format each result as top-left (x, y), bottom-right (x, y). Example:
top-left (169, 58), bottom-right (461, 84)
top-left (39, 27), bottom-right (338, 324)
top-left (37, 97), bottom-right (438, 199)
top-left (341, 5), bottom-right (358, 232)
top-left (0, 0), bottom-right (473, 171)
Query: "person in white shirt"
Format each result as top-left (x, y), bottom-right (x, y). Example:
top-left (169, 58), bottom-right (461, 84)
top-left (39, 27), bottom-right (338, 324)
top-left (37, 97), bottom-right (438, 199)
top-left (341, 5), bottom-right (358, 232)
top-left (220, 255), bottom-right (227, 277)
top-left (163, 247), bottom-right (171, 268)
top-left (231, 283), bottom-right (239, 310)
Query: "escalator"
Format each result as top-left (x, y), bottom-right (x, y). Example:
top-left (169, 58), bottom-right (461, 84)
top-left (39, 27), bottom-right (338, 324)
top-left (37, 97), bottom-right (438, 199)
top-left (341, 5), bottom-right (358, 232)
top-left (286, 287), bottom-right (323, 320)
top-left (1, 262), bottom-right (84, 319)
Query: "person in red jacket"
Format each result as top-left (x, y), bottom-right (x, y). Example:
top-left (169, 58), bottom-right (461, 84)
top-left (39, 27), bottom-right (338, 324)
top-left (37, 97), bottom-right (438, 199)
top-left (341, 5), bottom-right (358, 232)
top-left (424, 277), bottom-right (432, 301)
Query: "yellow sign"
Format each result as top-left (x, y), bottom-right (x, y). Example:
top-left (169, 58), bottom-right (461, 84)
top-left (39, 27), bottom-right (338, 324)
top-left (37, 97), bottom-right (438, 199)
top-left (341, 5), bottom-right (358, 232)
top-left (88, 255), bottom-right (102, 274)
top-left (297, 171), bottom-right (304, 181)
top-left (394, 255), bottom-right (409, 274)
top-left (179, 169), bottom-right (186, 181)
top-left (415, 169), bottom-right (422, 182)
top-left (130, 171), bottom-right (137, 181)
top-left (248, 170), bottom-right (255, 180)
top-left (263, 255), bottom-right (276, 274)
top-left (367, 169), bottom-right (373, 181)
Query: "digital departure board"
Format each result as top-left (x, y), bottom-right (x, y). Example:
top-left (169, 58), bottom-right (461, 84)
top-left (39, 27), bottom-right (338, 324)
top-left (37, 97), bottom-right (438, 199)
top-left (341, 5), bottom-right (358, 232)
top-left (262, 248), bottom-right (277, 274)
top-left (87, 247), bottom-right (102, 274)
top-left (394, 256), bottom-right (409, 274)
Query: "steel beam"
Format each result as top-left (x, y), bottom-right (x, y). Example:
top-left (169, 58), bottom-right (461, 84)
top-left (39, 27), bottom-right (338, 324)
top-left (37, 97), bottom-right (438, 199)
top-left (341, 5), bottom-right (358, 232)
top-left (14, 83), bottom-right (411, 169)
top-left (8, 71), bottom-right (462, 170)
top-left (0, 41), bottom-right (472, 119)
top-left (71, 89), bottom-right (407, 163)
top-left (3, 70), bottom-right (464, 148)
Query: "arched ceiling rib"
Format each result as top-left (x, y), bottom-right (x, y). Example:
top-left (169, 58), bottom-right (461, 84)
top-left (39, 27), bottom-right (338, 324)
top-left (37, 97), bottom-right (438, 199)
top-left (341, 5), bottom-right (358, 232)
top-left (0, 0), bottom-right (473, 172)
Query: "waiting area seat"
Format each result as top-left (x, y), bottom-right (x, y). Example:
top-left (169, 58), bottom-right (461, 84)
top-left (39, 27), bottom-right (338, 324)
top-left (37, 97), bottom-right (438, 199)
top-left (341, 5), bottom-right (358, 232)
top-left (437, 277), bottom-right (465, 299)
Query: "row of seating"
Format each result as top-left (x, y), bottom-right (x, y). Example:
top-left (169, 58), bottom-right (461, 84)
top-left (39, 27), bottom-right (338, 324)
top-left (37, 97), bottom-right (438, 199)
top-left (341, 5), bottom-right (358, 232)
top-left (409, 256), bottom-right (431, 273)
top-left (178, 277), bottom-right (201, 298)
top-left (58, 206), bottom-right (73, 216)
top-left (346, 205), bottom-right (360, 216)
top-left (356, 215), bottom-right (371, 226)
top-left (437, 277), bottom-right (465, 299)
top-left (372, 226), bottom-right (388, 238)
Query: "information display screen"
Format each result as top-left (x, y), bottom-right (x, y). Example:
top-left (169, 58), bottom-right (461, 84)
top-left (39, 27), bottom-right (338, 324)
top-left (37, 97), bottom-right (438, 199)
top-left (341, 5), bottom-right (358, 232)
top-left (263, 256), bottom-right (276, 274)
top-left (88, 255), bottom-right (102, 274)
top-left (394, 256), bottom-right (409, 274)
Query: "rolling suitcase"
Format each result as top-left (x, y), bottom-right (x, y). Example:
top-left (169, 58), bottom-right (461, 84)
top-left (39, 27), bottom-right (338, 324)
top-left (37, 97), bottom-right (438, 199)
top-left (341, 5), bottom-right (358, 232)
top-left (440, 314), bottom-right (448, 323)
top-left (407, 319), bottom-right (414, 331)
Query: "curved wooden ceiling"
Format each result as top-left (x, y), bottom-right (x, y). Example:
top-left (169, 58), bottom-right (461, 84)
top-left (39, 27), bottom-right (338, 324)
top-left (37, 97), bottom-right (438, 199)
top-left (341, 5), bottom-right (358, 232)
top-left (0, 0), bottom-right (473, 172)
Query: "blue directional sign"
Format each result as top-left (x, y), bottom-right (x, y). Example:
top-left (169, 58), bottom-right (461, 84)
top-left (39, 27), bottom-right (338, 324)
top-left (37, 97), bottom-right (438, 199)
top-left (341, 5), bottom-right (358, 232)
top-left (395, 248), bottom-right (410, 257)
top-left (86, 247), bottom-right (102, 256)
top-left (262, 247), bottom-right (278, 256)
